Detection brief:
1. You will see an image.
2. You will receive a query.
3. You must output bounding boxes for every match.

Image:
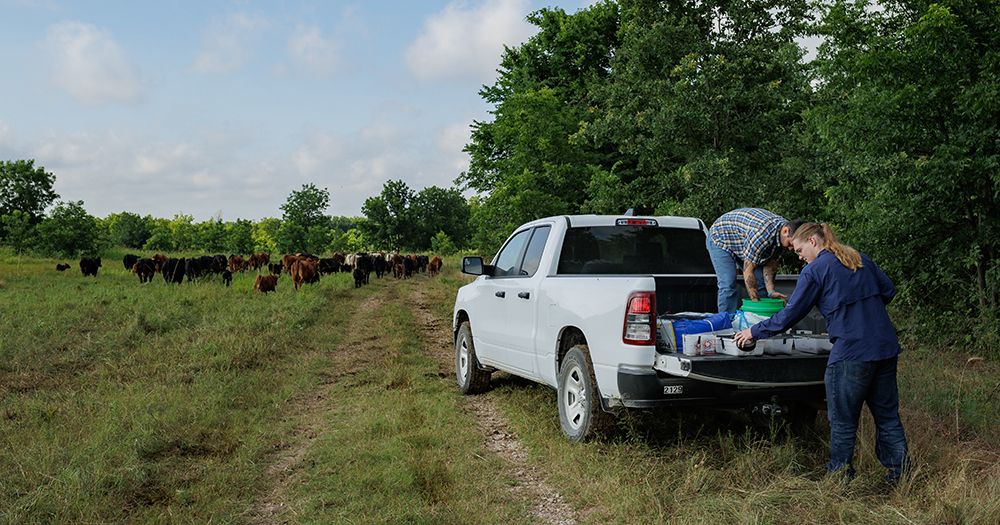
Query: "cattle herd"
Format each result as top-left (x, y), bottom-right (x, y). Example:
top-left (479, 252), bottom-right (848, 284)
top-left (65, 252), bottom-right (445, 294)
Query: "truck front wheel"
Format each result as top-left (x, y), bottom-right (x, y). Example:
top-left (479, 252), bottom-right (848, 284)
top-left (558, 345), bottom-right (613, 442)
top-left (455, 321), bottom-right (491, 394)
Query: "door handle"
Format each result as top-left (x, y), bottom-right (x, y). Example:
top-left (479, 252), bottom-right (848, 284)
top-left (495, 291), bottom-right (506, 298)
top-left (518, 291), bottom-right (530, 299)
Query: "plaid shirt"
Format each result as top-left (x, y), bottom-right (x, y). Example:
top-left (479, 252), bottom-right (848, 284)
top-left (708, 208), bottom-right (787, 266)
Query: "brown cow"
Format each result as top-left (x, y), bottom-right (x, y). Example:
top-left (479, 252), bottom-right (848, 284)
top-left (254, 274), bottom-right (279, 294)
top-left (393, 263), bottom-right (404, 279)
top-left (229, 255), bottom-right (249, 273)
top-left (248, 253), bottom-right (270, 271)
top-left (151, 254), bottom-right (168, 272)
top-left (428, 256), bottom-right (443, 276)
top-left (290, 259), bottom-right (320, 290)
top-left (281, 254), bottom-right (301, 274)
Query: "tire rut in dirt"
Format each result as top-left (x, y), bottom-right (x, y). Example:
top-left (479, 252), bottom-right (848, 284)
top-left (409, 288), bottom-right (579, 525)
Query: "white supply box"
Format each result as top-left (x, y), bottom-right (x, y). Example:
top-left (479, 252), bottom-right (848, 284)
top-left (716, 335), bottom-right (764, 357)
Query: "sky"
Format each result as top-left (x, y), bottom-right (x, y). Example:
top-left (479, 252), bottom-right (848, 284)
top-left (0, 0), bottom-right (596, 223)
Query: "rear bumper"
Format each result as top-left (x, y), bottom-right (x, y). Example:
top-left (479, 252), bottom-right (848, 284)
top-left (615, 368), bottom-right (826, 409)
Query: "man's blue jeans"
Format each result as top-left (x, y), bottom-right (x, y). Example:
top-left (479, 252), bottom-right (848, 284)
top-left (706, 237), bottom-right (767, 314)
top-left (825, 356), bottom-right (910, 482)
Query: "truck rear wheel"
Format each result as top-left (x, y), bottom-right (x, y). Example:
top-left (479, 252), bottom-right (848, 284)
top-left (455, 321), bottom-right (491, 394)
top-left (558, 345), bottom-right (613, 442)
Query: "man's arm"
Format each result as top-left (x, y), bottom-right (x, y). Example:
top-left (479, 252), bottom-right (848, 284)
top-left (743, 260), bottom-right (760, 301)
top-left (763, 259), bottom-right (787, 300)
top-left (744, 259), bottom-right (787, 301)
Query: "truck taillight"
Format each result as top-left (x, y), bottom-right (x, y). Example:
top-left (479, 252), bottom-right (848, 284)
top-left (623, 291), bottom-right (656, 346)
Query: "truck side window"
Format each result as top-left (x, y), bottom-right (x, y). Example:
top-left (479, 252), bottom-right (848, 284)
top-left (519, 226), bottom-right (550, 276)
top-left (492, 229), bottom-right (531, 277)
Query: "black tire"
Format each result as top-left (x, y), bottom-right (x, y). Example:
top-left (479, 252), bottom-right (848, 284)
top-left (455, 321), bottom-right (491, 394)
top-left (557, 345), bottom-right (613, 443)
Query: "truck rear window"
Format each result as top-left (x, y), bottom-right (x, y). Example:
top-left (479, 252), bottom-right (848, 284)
top-left (557, 226), bottom-right (714, 275)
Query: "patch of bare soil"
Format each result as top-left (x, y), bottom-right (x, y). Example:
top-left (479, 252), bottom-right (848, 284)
top-left (410, 289), bottom-right (578, 525)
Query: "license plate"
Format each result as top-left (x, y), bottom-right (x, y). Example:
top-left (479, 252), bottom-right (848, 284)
top-left (663, 385), bottom-right (683, 395)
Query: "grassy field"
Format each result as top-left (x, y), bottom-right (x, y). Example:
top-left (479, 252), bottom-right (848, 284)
top-left (2, 249), bottom-right (999, 524)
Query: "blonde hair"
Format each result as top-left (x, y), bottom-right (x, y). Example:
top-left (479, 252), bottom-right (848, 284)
top-left (792, 223), bottom-right (862, 271)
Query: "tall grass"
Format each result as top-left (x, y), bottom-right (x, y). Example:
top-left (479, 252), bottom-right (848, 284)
top-left (3, 251), bottom-right (1000, 524)
top-left (0, 254), bottom-right (354, 523)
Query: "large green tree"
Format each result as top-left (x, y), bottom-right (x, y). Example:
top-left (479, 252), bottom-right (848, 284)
top-left (1, 210), bottom-right (36, 255)
top-left (810, 0), bottom-right (1000, 343)
top-left (458, 1), bottom-right (625, 251)
top-left (281, 183), bottom-right (331, 230)
top-left (0, 160), bottom-right (59, 224)
top-left (409, 186), bottom-right (471, 251)
top-left (225, 218), bottom-right (255, 255)
top-left (35, 200), bottom-right (100, 256)
top-left (105, 212), bottom-right (151, 249)
top-left (361, 180), bottom-right (414, 252)
top-left (585, 0), bottom-right (815, 222)
top-left (195, 218), bottom-right (228, 253)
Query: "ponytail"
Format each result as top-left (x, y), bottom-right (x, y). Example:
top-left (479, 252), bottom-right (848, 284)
top-left (791, 223), bottom-right (863, 271)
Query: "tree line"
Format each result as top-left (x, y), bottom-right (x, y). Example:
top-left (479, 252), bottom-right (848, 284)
top-left (0, 162), bottom-right (469, 258)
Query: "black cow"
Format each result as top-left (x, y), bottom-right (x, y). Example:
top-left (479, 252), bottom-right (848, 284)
top-left (353, 267), bottom-right (365, 288)
top-left (373, 255), bottom-right (387, 279)
top-left (80, 257), bottom-right (102, 277)
top-left (221, 269), bottom-right (233, 287)
top-left (56, 263), bottom-right (71, 271)
top-left (211, 254), bottom-right (228, 274)
top-left (135, 258), bottom-right (157, 283)
top-left (161, 257), bottom-right (186, 284)
top-left (402, 257), bottom-right (415, 279)
top-left (355, 253), bottom-right (373, 284)
top-left (123, 254), bottom-right (139, 271)
top-left (185, 257), bottom-right (202, 282)
top-left (318, 258), bottom-right (339, 275)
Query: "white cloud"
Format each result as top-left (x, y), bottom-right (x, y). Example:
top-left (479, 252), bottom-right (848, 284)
top-left (28, 128), bottom-right (287, 221)
top-left (287, 24), bottom-right (340, 78)
top-left (191, 12), bottom-right (270, 76)
top-left (292, 129), bottom-right (350, 176)
top-left (404, 0), bottom-right (536, 82)
top-left (433, 121), bottom-right (472, 172)
top-left (42, 21), bottom-right (146, 105)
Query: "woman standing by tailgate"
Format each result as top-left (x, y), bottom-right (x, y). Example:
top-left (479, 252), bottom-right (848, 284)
top-left (734, 222), bottom-right (909, 484)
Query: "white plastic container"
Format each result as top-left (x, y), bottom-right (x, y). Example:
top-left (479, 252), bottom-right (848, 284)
top-left (717, 336), bottom-right (764, 357)
top-left (682, 334), bottom-right (703, 356)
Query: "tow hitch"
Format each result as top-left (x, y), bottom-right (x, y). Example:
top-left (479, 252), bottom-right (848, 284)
top-left (751, 395), bottom-right (788, 420)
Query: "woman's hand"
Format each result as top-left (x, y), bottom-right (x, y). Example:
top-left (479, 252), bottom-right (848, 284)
top-left (734, 328), bottom-right (754, 348)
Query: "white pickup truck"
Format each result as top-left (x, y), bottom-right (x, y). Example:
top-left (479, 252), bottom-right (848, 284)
top-left (453, 212), bottom-right (829, 442)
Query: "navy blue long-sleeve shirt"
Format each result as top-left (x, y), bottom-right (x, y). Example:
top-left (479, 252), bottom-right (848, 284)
top-left (750, 250), bottom-right (901, 364)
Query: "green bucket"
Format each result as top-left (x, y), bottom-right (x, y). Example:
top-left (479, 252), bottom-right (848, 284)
top-left (741, 297), bottom-right (784, 317)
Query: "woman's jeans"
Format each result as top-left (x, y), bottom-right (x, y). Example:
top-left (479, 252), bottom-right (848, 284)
top-left (706, 236), bottom-right (767, 314)
top-left (825, 356), bottom-right (910, 482)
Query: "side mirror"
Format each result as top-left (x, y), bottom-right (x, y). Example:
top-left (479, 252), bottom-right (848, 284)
top-left (462, 256), bottom-right (484, 276)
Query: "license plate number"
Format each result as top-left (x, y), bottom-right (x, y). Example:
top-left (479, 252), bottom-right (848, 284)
top-left (663, 385), bottom-right (683, 395)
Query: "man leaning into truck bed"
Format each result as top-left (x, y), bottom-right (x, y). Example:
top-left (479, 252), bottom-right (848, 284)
top-left (706, 208), bottom-right (803, 314)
